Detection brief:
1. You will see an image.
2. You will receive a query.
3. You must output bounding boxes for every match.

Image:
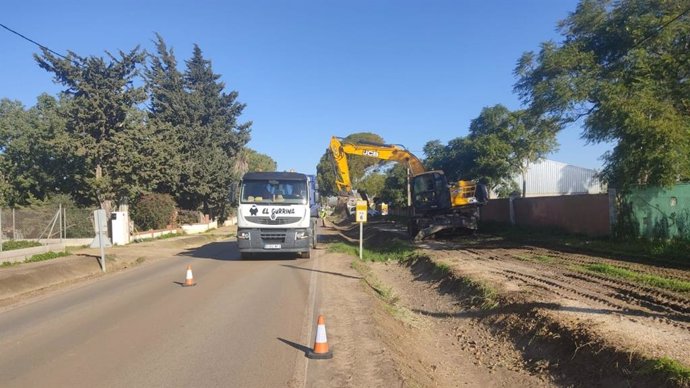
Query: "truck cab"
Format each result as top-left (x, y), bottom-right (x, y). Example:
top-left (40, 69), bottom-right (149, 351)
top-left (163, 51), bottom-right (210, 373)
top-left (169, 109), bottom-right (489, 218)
top-left (236, 172), bottom-right (317, 258)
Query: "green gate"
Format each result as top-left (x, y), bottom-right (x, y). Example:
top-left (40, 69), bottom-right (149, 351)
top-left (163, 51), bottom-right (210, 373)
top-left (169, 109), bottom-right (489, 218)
top-left (621, 183), bottom-right (690, 240)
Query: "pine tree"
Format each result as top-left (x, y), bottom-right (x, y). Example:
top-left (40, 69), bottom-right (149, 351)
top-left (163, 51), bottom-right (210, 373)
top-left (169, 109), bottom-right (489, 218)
top-left (147, 40), bottom-right (251, 219)
top-left (35, 47), bottom-right (148, 207)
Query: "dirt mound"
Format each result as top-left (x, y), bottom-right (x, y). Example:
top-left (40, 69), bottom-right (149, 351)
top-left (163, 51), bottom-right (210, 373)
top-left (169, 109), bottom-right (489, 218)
top-left (348, 220), bottom-right (690, 387)
top-left (406, 256), bottom-right (677, 386)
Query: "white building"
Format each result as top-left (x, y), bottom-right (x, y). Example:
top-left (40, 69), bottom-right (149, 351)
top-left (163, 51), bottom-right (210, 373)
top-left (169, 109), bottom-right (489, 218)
top-left (512, 159), bottom-right (605, 197)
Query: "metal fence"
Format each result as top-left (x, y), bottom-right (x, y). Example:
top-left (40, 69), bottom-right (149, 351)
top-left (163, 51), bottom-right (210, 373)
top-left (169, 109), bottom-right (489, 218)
top-left (0, 205), bottom-right (96, 252)
top-left (619, 183), bottom-right (690, 240)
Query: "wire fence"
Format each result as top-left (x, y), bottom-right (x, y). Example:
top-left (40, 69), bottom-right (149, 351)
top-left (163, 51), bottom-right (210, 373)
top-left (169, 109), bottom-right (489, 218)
top-left (0, 205), bottom-right (96, 252)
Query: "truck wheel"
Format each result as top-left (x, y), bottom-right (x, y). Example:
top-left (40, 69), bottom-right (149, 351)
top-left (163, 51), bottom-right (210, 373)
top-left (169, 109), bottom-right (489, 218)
top-left (407, 220), bottom-right (419, 240)
top-left (240, 252), bottom-right (253, 259)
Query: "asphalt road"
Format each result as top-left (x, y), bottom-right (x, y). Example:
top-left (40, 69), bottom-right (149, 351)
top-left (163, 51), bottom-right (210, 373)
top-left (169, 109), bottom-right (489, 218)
top-left (0, 240), bottom-right (320, 387)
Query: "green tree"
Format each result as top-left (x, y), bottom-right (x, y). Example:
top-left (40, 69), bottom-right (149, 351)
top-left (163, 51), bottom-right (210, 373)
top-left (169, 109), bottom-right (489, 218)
top-left (245, 148), bottom-right (277, 172)
top-left (514, 0), bottom-right (690, 189)
top-left (146, 34), bottom-right (188, 127)
top-left (0, 95), bottom-right (77, 205)
top-left (173, 45), bottom-right (251, 218)
top-left (469, 105), bottom-right (558, 195)
top-left (423, 105), bottom-right (557, 196)
top-left (316, 151), bottom-right (338, 197)
top-left (316, 132), bottom-right (386, 197)
top-left (146, 39), bottom-right (251, 219)
top-left (358, 171), bottom-right (387, 200)
top-left (35, 47), bottom-right (148, 207)
top-left (377, 164), bottom-right (409, 207)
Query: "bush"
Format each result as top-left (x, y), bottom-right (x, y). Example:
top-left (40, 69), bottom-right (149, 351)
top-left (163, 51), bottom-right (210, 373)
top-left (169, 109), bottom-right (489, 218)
top-left (132, 194), bottom-right (176, 231)
top-left (177, 209), bottom-right (201, 225)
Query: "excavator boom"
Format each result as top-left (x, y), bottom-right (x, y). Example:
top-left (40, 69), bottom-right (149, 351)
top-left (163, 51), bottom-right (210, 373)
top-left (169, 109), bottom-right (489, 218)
top-left (330, 137), bottom-right (426, 191)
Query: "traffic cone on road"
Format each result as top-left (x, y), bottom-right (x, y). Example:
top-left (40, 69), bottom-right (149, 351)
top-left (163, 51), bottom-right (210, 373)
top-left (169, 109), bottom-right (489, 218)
top-left (183, 265), bottom-right (196, 287)
top-left (307, 315), bottom-right (333, 359)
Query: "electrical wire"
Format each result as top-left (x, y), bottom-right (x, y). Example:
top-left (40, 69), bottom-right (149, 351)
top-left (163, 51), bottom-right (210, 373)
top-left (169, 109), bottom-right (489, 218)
top-left (630, 4), bottom-right (690, 50)
top-left (0, 22), bottom-right (78, 62)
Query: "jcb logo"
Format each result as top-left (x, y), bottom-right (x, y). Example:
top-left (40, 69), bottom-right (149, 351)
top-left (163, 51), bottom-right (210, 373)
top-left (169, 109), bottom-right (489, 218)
top-left (363, 150), bottom-right (379, 157)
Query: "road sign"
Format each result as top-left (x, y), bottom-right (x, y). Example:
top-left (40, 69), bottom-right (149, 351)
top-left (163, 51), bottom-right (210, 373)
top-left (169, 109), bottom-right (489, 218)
top-left (355, 200), bottom-right (368, 223)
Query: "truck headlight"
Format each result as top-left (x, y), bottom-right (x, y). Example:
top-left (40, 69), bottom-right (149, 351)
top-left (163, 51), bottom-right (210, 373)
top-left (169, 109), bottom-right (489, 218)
top-left (238, 231), bottom-right (250, 240)
top-left (295, 231), bottom-right (308, 240)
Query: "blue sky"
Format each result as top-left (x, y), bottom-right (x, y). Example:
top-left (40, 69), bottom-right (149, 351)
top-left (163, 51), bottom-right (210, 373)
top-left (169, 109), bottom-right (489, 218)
top-left (1, 0), bottom-right (612, 175)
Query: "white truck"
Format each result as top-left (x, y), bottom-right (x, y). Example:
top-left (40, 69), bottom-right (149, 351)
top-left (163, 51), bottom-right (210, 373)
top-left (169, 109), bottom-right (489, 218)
top-left (236, 172), bottom-right (318, 259)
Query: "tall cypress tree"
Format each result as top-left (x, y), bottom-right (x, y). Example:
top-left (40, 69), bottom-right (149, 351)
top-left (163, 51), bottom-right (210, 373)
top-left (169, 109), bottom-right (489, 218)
top-left (147, 40), bottom-right (251, 219)
top-left (178, 45), bottom-right (250, 218)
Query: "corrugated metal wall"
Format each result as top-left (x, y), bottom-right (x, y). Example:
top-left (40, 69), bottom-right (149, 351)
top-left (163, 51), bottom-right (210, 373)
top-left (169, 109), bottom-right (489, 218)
top-left (513, 159), bottom-right (605, 197)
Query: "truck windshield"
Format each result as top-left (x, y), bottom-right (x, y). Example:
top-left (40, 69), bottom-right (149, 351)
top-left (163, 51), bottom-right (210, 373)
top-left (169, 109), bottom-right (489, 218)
top-left (240, 179), bottom-right (308, 205)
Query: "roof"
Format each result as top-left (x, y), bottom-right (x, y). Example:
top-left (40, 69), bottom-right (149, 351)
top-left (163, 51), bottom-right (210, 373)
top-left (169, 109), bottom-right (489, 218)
top-left (242, 171), bottom-right (308, 181)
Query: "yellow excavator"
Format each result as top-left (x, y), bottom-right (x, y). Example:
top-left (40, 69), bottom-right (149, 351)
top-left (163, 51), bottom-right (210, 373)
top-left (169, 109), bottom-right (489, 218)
top-left (329, 136), bottom-right (488, 240)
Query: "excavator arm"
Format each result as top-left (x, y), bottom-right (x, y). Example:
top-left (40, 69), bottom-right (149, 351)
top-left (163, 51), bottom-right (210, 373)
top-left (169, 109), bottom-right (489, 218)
top-left (329, 136), bottom-right (354, 194)
top-left (329, 136), bottom-right (426, 187)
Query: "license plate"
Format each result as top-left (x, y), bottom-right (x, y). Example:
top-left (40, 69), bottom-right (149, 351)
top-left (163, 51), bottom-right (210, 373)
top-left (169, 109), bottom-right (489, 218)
top-left (264, 244), bottom-right (281, 249)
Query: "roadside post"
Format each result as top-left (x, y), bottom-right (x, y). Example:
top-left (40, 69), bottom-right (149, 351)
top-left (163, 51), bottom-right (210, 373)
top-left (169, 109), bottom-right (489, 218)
top-left (90, 209), bottom-right (112, 272)
top-left (355, 200), bottom-right (368, 259)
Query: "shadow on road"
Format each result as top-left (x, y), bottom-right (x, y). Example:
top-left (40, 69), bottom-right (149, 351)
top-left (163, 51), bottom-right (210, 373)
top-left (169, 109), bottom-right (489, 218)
top-left (178, 240), bottom-right (304, 262)
top-left (277, 337), bottom-right (310, 356)
top-left (281, 264), bottom-right (362, 280)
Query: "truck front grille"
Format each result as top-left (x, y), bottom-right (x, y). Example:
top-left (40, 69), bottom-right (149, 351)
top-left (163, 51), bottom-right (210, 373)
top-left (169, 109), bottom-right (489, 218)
top-left (245, 216), bottom-right (301, 225)
top-left (261, 231), bottom-right (287, 243)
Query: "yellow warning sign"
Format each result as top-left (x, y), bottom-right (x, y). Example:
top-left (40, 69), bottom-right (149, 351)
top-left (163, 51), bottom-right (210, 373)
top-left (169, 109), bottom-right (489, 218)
top-left (355, 200), bottom-right (368, 223)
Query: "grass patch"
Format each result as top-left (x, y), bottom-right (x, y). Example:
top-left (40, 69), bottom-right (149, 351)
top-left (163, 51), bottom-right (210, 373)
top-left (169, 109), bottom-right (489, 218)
top-left (1, 261), bottom-right (19, 267)
top-left (350, 259), bottom-right (418, 325)
top-left (641, 357), bottom-right (690, 386)
top-left (328, 239), bottom-right (419, 262)
top-left (434, 261), bottom-right (451, 275)
top-left (135, 257), bottom-right (146, 265)
top-left (1, 240), bottom-right (42, 251)
top-left (514, 254), bottom-right (556, 264)
top-left (25, 251), bottom-right (69, 263)
top-left (480, 221), bottom-right (690, 267)
top-left (133, 231), bottom-right (182, 243)
top-left (460, 276), bottom-right (499, 310)
top-left (581, 263), bottom-right (690, 293)
top-left (532, 255), bottom-right (557, 263)
top-left (351, 259), bottom-right (397, 303)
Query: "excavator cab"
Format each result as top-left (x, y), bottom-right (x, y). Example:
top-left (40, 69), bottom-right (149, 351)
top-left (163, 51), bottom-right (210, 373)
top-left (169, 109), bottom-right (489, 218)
top-left (411, 171), bottom-right (452, 212)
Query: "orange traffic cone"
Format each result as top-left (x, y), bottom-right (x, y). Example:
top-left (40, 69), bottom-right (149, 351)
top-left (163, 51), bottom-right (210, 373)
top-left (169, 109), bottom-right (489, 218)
top-left (183, 265), bottom-right (196, 287)
top-left (307, 315), bottom-right (333, 359)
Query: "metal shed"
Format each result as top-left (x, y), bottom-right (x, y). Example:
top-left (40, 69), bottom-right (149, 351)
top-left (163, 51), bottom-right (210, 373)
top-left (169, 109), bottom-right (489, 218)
top-left (513, 159), bottom-right (605, 197)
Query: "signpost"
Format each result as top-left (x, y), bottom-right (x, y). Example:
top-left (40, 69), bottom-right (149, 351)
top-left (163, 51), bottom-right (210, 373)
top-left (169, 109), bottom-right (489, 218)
top-left (355, 200), bottom-right (368, 259)
top-left (90, 209), bottom-right (112, 272)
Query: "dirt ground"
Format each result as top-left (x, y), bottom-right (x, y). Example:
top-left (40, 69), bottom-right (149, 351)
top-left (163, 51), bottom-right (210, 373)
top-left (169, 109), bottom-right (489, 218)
top-left (329, 219), bottom-right (690, 387)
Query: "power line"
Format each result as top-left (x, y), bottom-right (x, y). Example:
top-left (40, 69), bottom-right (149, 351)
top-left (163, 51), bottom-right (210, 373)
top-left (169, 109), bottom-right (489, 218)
top-left (0, 22), bottom-right (75, 61)
top-left (631, 4), bottom-right (690, 50)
